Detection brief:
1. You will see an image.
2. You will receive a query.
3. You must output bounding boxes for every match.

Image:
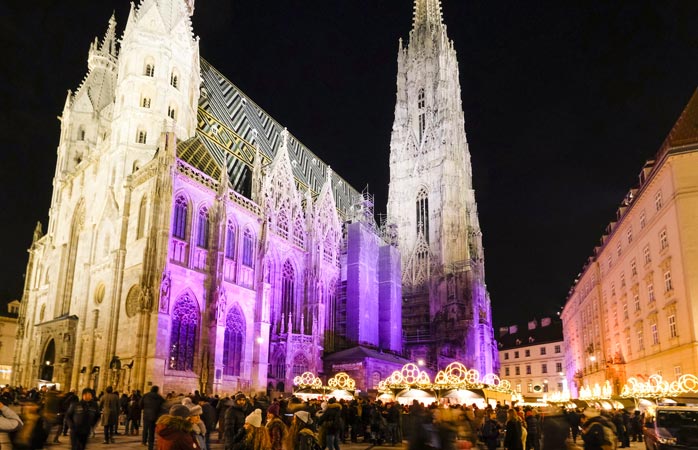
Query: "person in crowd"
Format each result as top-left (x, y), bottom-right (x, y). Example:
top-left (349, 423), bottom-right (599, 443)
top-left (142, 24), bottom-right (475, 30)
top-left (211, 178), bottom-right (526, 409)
top-left (318, 398), bottom-right (342, 450)
top-left (524, 409), bottom-right (540, 450)
top-left (285, 411), bottom-right (319, 450)
top-left (141, 386), bottom-right (166, 450)
top-left (224, 393), bottom-right (250, 448)
top-left (155, 404), bottom-right (201, 450)
top-left (127, 391), bottom-right (142, 436)
top-left (228, 409), bottom-right (271, 450)
top-left (581, 408), bottom-right (617, 450)
top-left (0, 400), bottom-right (23, 450)
top-left (540, 406), bottom-right (568, 450)
top-left (266, 402), bottom-right (287, 450)
top-left (199, 398), bottom-right (217, 450)
top-left (480, 411), bottom-right (501, 450)
top-left (217, 395), bottom-right (234, 442)
top-left (567, 408), bottom-right (582, 444)
top-left (183, 398), bottom-right (207, 450)
top-left (503, 409), bottom-right (523, 450)
top-left (99, 386), bottom-right (119, 444)
top-left (630, 410), bottom-right (643, 442)
top-left (407, 400), bottom-right (432, 450)
top-left (65, 388), bottom-right (100, 450)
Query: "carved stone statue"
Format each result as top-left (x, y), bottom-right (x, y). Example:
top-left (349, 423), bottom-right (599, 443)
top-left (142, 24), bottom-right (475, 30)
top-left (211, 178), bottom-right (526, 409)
top-left (159, 271), bottom-right (171, 313)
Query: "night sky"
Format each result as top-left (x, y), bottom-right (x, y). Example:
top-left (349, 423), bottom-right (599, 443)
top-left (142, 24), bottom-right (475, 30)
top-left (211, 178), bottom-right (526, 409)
top-left (2, 1), bottom-right (698, 329)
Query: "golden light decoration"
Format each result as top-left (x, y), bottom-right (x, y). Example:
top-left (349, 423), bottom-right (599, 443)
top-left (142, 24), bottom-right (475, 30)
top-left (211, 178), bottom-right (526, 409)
top-left (381, 362), bottom-right (515, 395)
top-left (382, 363), bottom-right (432, 390)
top-left (327, 372), bottom-right (356, 391)
top-left (579, 380), bottom-right (612, 400)
top-left (620, 374), bottom-right (698, 399)
top-left (293, 371), bottom-right (322, 389)
top-left (543, 390), bottom-right (570, 403)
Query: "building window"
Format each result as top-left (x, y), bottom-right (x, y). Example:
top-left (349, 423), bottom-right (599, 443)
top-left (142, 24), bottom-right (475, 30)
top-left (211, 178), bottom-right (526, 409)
top-left (281, 260), bottom-right (295, 331)
top-left (554, 345), bottom-right (561, 354)
top-left (170, 72), bottom-right (179, 89)
top-left (527, 383), bottom-right (533, 393)
top-left (416, 188), bottom-right (429, 242)
top-left (627, 227), bottom-right (633, 244)
top-left (611, 282), bottom-right (616, 297)
top-left (643, 245), bottom-right (651, 264)
top-left (514, 351), bottom-right (519, 359)
top-left (242, 229), bottom-right (255, 267)
top-left (637, 328), bottom-right (644, 350)
top-left (77, 126), bottom-right (86, 141)
top-left (173, 196), bottom-right (188, 240)
top-left (196, 207), bottom-right (209, 249)
top-left (542, 363), bottom-right (548, 374)
top-left (516, 384), bottom-right (521, 393)
top-left (136, 130), bottom-right (147, 144)
top-left (505, 367), bottom-right (510, 377)
top-left (655, 191), bottom-right (663, 211)
top-left (620, 273), bottom-right (626, 287)
top-left (225, 221), bottom-right (236, 260)
top-left (651, 323), bottom-right (659, 346)
top-left (525, 365), bottom-right (531, 375)
top-left (141, 97), bottom-right (151, 108)
top-left (660, 229), bottom-right (668, 250)
top-left (556, 362), bottom-right (563, 372)
top-left (648, 284), bottom-right (655, 303)
top-left (525, 349), bottom-right (530, 357)
top-left (168, 106), bottom-right (176, 120)
top-left (223, 305), bottom-right (245, 376)
top-left (675, 366), bottom-right (682, 378)
top-left (616, 242), bottom-right (622, 257)
top-left (664, 271), bottom-right (673, 292)
top-left (504, 352), bottom-right (509, 360)
top-left (668, 315), bottom-right (677, 338)
top-left (292, 354), bottom-right (309, 377)
top-left (540, 347), bottom-right (547, 355)
top-left (634, 295), bottom-right (640, 312)
top-left (144, 63), bottom-right (155, 77)
top-left (640, 211), bottom-right (646, 229)
top-left (417, 88), bottom-right (426, 141)
top-left (515, 366), bottom-right (520, 376)
top-left (168, 295), bottom-right (199, 371)
top-left (631, 259), bottom-right (637, 276)
top-left (623, 302), bottom-right (628, 320)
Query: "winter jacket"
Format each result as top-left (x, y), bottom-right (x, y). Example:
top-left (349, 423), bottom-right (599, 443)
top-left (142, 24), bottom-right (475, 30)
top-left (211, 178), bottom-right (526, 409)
top-left (141, 391), bottom-right (166, 422)
top-left (267, 417), bottom-right (287, 450)
top-left (581, 415), bottom-right (617, 450)
top-left (503, 419), bottom-right (523, 450)
top-left (317, 403), bottom-right (342, 434)
top-left (224, 404), bottom-right (248, 450)
top-left (100, 392), bottom-right (120, 426)
top-left (65, 399), bottom-right (100, 434)
top-left (155, 414), bottom-right (202, 450)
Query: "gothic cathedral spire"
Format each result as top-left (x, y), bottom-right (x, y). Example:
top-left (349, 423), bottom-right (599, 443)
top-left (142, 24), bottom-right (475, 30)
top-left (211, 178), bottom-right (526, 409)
top-left (387, 1), bottom-right (497, 375)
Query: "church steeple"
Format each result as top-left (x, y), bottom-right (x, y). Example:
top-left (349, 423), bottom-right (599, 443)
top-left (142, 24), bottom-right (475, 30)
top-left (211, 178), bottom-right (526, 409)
top-left (412, 0), bottom-right (444, 31)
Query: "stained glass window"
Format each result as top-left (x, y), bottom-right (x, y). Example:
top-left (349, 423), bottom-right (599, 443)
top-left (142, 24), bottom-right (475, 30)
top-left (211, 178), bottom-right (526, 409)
top-left (292, 353), bottom-right (308, 377)
top-left (281, 261), bottom-right (294, 330)
top-left (225, 220), bottom-right (236, 259)
top-left (169, 295), bottom-right (199, 371)
top-left (416, 188), bottom-right (429, 243)
top-left (223, 306), bottom-right (245, 376)
top-left (173, 196), bottom-right (188, 239)
top-left (242, 228), bottom-right (254, 267)
top-left (196, 207), bottom-right (209, 248)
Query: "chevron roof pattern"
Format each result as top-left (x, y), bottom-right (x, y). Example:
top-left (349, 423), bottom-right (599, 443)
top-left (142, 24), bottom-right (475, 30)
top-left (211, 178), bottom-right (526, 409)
top-left (181, 58), bottom-right (360, 217)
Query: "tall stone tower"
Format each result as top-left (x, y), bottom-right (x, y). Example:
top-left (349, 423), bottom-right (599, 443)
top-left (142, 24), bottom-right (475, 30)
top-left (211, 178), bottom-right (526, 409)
top-left (386, 0), bottom-right (498, 374)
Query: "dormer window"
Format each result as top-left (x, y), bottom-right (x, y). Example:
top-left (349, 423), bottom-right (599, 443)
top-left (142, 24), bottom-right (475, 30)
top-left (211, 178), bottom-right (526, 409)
top-left (136, 129), bottom-right (147, 144)
top-left (141, 97), bottom-right (151, 108)
top-left (144, 63), bottom-right (155, 77)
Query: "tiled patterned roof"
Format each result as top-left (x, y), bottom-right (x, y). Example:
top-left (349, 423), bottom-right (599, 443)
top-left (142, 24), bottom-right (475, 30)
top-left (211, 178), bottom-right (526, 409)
top-left (189, 58), bottom-right (360, 216)
top-left (660, 88), bottom-right (698, 153)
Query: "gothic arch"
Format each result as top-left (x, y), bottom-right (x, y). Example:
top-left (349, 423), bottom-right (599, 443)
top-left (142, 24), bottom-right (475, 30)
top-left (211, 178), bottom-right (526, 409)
top-left (172, 192), bottom-right (192, 240)
top-left (291, 352), bottom-right (309, 377)
top-left (168, 292), bottom-right (200, 372)
top-left (241, 226), bottom-right (256, 267)
top-left (223, 304), bottom-right (246, 376)
top-left (136, 195), bottom-right (148, 239)
top-left (59, 200), bottom-right (85, 316)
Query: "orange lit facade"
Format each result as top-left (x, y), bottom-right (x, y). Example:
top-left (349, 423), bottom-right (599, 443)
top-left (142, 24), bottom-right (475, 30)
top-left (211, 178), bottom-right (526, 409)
top-left (561, 90), bottom-right (698, 398)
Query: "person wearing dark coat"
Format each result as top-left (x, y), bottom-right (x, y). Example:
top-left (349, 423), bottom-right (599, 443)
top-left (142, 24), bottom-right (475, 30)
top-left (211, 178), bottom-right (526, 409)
top-left (217, 396), bottom-right (234, 441)
top-left (266, 403), bottom-right (287, 450)
top-left (155, 405), bottom-right (202, 450)
top-left (65, 388), bottom-right (100, 450)
top-left (524, 410), bottom-right (540, 450)
top-left (99, 386), bottom-right (120, 444)
top-left (128, 392), bottom-right (143, 435)
top-left (317, 399), bottom-right (342, 450)
top-left (540, 407), bottom-right (568, 450)
top-left (224, 393), bottom-right (249, 450)
top-left (581, 409), bottom-right (617, 450)
top-left (480, 412), bottom-right (501, 450)
top-left (630, 410), bottom-right (643, 442)
top-left (141, 386), bottom-right (166, 450)
top-left (503, 409), bottom-right (523, 450)
top-left (566, 408), bottom-right (581, 443)
top-left (200, 398), bottom-right (217, 450)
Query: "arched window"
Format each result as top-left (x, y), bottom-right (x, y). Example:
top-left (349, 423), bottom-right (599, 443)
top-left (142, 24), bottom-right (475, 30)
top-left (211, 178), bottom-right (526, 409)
top-left (144, 61), bottom-right (155, 77)
top-left (169, 295), bottom-right (199, 371)
top-left (281, 260), bottom-right (295, 329)
top-left (292, 353), bottom-right (309, 377)
top-left (293, 216), bottom-right (305, 248)
top-left (136, 129), bottom-right (147, 144)
top-left (137, 196), bottom-right (147, 239)
top-left (223, 306), bottom-right (245, 376)
top-left (416, 188), bottom-right (429, 243)
top-left (242, 229), bottom-right (255, 267)
top-left (271, 354), bottom-right (285, 379)
top-left (167, 105), bottom-right (176, 120)
top-left (418, 88), bottom-right (426, 140)
top-left (77, 126), bottom-right (86, 141)
top-left (225, 220), bottom-right (236, 259)
top-left (196, 207), bottom-right (210, 248)
top-left (173, 196), bottom-right (188, 240)
top-left (323, 234), bottom-right (334, 263)
top-left (170, 71), bottom-right (179, 89)
top-left (276, 211), bottom-right (289, 239)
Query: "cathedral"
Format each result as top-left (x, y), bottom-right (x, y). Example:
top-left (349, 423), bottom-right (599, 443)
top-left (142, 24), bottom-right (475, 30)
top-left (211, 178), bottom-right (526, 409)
top-left (13, 0), bottom-right (496, 394)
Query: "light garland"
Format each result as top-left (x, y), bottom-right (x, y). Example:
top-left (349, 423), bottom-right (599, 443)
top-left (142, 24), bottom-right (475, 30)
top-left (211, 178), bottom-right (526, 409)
top-left (293, 371), bottom-right (323, 389)
top-left (327, 372), bottom-right (356, 391)
top-left (579, 380), bottom-right (612, 400)
top-left (620, 374), bottom-right (698, 399)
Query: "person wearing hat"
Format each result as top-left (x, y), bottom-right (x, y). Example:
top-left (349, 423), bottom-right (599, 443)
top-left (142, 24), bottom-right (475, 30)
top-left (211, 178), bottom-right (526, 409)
top-left (285, 411), bottom-right (319, 450)
top-left (266, 402), bottom-right (287, 450)
top-left (155, 404), bottom-right (202, 450)
top-left (581, 408), bottom-right (617, 450)
top-left (225, 393), bottom-right (250, 448)
top-left (227, 409), bottom-right (271, 450)
top-left (64, 388), bottom-right (100, 450)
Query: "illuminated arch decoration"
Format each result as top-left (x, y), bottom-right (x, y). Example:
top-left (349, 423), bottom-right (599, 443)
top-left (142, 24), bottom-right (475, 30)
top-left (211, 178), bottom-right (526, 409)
top-left (327, 372), bottom-right (356, 391)
top-left (620, 374), bottom-right (698, 399)
top-left (293, 371), bottom-right (322, 389)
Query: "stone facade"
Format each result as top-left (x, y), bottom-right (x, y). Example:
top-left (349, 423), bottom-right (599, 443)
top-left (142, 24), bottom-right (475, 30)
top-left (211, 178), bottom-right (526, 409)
top-left (386, 0), bottom-right (497, 374)
top-left (561, 90), bottom-right (698, 398)
top-left (12, 0), bottom-right (402, 395)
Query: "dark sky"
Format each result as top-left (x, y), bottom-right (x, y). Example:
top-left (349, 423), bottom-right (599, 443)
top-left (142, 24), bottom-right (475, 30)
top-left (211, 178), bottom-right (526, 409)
top-left (2, 1), bottom-right (698, 329)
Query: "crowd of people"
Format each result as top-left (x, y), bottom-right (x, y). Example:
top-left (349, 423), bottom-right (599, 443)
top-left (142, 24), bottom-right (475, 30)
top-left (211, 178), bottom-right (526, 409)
top-left (0, 384), bottom-right (649, 450)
